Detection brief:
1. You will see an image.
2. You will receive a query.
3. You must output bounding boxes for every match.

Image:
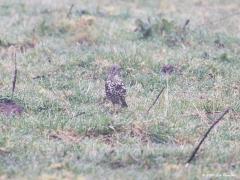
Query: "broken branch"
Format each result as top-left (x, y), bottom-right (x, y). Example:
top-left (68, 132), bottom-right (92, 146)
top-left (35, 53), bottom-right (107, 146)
top-left (146, 87), bottom-right (165, 114)
top-left (186, 108), bottom-right (231, 164)
top-left (11, 49), bottom-right (17, 99)
top-left (66, 4), bottom-right (74, 19)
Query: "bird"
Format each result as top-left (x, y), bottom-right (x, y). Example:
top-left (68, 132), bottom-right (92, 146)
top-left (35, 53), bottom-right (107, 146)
top-left (105, 64), bottom-right (128, 108)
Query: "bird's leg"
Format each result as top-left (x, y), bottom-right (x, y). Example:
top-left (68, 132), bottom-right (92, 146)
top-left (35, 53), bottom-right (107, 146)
top-left (111, 103), bottom-right (116, 114)
top-left (113, 103), bottom-right (118, 114)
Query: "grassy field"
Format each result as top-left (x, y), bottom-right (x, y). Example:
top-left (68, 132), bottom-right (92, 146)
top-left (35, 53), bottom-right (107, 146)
top-left (0, 0), bottom-right (240, 179)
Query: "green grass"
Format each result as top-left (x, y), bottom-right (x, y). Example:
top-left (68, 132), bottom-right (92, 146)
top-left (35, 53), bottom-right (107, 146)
top-left (0, 0), bottom-right (240, 179)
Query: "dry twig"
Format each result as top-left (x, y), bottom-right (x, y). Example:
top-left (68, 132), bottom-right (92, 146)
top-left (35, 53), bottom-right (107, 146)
top-left (11, 48), bottom-right (17, 99)
top-left (186, 108), bottom-right (231, 164)
top-left (146, 87), bottom-right (165, 114)
top-left (183, 19), bottom-right (190, 30)
top-left (66, 4), bottom-right (74, 19)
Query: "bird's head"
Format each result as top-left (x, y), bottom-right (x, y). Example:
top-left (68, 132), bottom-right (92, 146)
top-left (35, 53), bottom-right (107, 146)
top-left (108, 64), bottom-right (122, 77)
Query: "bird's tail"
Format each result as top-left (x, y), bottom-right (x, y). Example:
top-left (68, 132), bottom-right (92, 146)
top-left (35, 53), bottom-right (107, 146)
top-left (120, 97), bottom-right (128, 108)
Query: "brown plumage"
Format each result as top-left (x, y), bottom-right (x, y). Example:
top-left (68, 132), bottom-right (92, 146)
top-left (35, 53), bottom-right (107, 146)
top-left (105, 64), bottom-right (127, 108)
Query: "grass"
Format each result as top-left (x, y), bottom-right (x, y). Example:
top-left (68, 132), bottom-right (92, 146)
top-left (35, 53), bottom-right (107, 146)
top-left (0, 0), bottom-right (240, 179)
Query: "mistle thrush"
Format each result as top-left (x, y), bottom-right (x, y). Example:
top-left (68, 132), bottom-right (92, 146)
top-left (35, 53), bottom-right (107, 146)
top-left (105, 64), bottom-right (128, 108)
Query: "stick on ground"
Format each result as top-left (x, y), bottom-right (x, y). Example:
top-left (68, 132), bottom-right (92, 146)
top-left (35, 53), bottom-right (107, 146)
top-left (66, 4), bottom-right (74, 19)
top-left (11, 49), bottom-right (17, 99)
top-left (146, 87), bottom-right (165, 114)
top-left (183, 19), bottom-right (190, 30)
top-left (186, 108), bottom-right (231, 164)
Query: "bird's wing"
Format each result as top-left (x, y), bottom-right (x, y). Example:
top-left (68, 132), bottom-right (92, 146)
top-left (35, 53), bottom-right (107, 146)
top-left (105, 76), bottom-right (127, 96)
top-left (105, 80), bottom-right (112, 96)
top-left (114, 79), bottom-right (127, 96)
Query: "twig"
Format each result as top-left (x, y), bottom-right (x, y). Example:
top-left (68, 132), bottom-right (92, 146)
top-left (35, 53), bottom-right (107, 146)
top-left (146, 87), bottom-right (165, 114)
top-left (186, 108), bottom-right (231, 164)
top-left (32, 75), bottom-right (47, 80)
top-left (66, 4), bottom-right (74, 19)
top-left (73, 112), bottom-right (86, 117)
top-left (11, 49), bottom-right (17, 99)
top-left (183, 19), bottom-right (190, 30)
